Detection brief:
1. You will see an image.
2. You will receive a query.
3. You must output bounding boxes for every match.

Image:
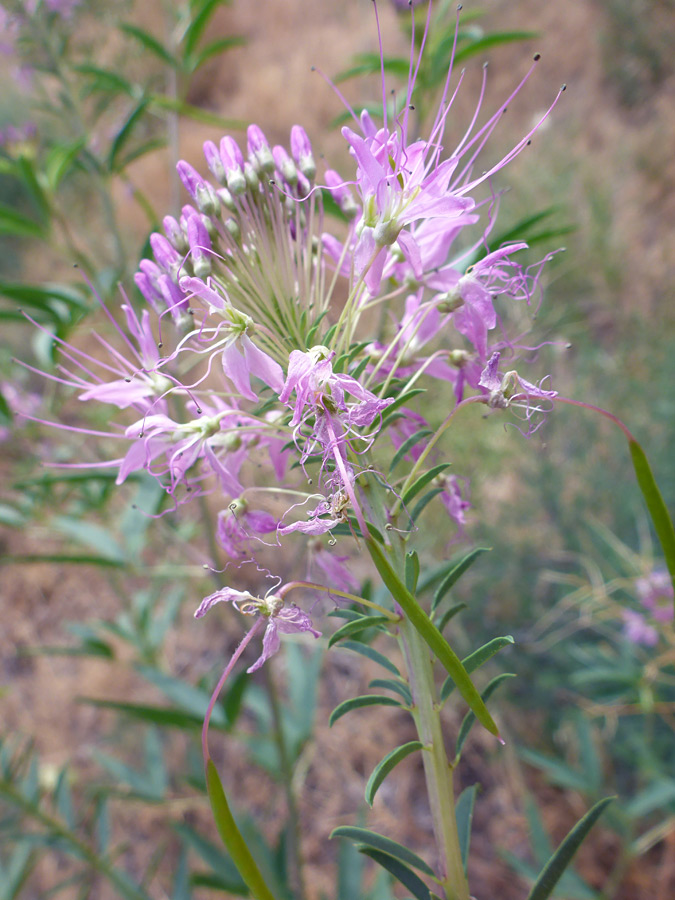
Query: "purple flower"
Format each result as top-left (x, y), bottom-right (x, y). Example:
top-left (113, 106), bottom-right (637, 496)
top-left (194, 585), bottom-right (320, 672)
top-left (217, 502), bottom-right (278, 559)
top-left (635, 569), bottom-right (674, 623)
top-left (622, 610), bottom-right (659, 648)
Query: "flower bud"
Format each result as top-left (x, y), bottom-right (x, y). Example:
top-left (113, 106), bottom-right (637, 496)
top-left (186, 213), bottom-right (212, 278)
top-left (162, 215), bottom-right (188, 253)
top-left (324, 169), bottom-right (358, 218)
top-left (247, 124), bottom-right (275, 174)
top-left (220, 136), bottom-right (247, 194)
top-left (150, 233), bottom-right (182, 278)
top-left (272, 144), bottom-right (298, 185)
top-left (203, 139), bottom-right (226, 183)
top-left (176, 160), bottom-right (206, 202)
top-left (290, 125), bottom-right (315, 181)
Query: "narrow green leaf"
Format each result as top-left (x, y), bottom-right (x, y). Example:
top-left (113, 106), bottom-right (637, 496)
top-left (0, 203), bottom-right (45, 239)
top-left (149, 93), bottom-right (244, 130)
top-left (369, 678), bottom-right (412, 705)
top-left (381, 388), bottom-right (426, 426)
top-left (365, 741), bottom-right (424, 807)
top-left (410, 487), bottom-right (444, 522)
top-left (340, 640), bottom-right (401, 676)
top-left (108, 99), bottom-right (150, 173)
top-left (366, 539), bottom-right (500, 737)
top-left (205, 760), bottom-right (278, 900)
top-left (437, 603), bottom-right (467, 635)
top-left (518, 747), bottom-right (594, 794)
top-left (432, 547), bottom-right (490, 612)
top-left (526, 797), bottom-right (614, 900)
top-left (328, 615), bottom-right (392, 648)
top-left (78, 698), bottom-right (209, 731)
top-left (629, 439), bottom-right (675, 602)
top-left (73, 64), bottom-right (135, 96)
top-left (455, 785), bottom-right (478, 874)
top-left (173, 823), bottom-right (247, 893)
top-left (455, 673), bottom-right (514, 759)
top-left (452, 31), bottom-right (538, 66)
top-left (54, 769), bottom-right (75, 830)
top-left (44, 138), bottom-right (87, 190)
top-left (184, 0), bottom-right (226, 58)
top-left (402, 463), bottom-right (452, 506)
top-left (17, 156), bottom-right (50, 222)
top-left (331, 825), bottom-right (435, 876)
top-left (359, 848), bottom-right (431, 900)
top-left (329, 695), bottom-right (402, 727)
top-left (441, 636), bottom-right (514, 702)
top-left (390, 430), bottom-right (433, 472)
top-left (405, 551), bottom-right (420, 593)
top-left (120, 23), bottom-right (177, 67)
top-left (189, 35), bottom-right (246, 72)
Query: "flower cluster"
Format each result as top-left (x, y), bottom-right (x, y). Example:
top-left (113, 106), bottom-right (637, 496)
top-left (35, 1), bottom-right (565, 667)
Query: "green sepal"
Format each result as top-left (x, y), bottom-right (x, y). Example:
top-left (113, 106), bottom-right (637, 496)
top-left (525, 797), bottom-right (614, 900)
top-left (205, 760), bottom-right (278, 900)
top-left (366, 539), bottom-right (500, 737)
top-left (330, 825), bottom-right (435, 877)
top-left (629, 439), bottom-right (675, 603)
top-left (432, 547), bottom-right (490, 613)
top-left (365, 741), bottom-right (424, 807)
top-left (329, 695), bottom-right (402, 727)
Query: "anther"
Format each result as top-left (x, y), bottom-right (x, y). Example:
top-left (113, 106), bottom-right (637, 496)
top-left (534, 53), bottom-right (541, 61)
top-left (527, 139), bottom-right (532, 145)
top-left (409, 104), bottom-right (415, 110)
top-left (157, 341), bottom-right (163, 348)
top-left (561, 83), bottom-right (567, 91)
top-left (124, 377), bottom-right (131, 383)
top-left (195, 407), bottom-right (202, 414)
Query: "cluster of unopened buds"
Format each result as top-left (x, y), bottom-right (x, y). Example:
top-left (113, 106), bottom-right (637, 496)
top-left (32, 1), bottom-right (566, 667)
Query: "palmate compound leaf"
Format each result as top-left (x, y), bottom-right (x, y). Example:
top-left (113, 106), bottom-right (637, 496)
top-left (525, 797), bottom-right (615, 900)
top-left (330, 826), bottom-right (435, 877)
top-left (365, 741), bottom-right (424, 807)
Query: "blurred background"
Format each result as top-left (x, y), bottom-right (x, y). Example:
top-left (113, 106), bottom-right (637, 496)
top-left (1, 1), bottom-right (674, 898)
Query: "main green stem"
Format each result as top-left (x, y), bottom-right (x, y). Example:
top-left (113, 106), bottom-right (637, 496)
top-left (399, 615), bottom-right (470, 900)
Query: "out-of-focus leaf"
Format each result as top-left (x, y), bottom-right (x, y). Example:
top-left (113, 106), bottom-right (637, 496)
top-left (454, 673), bottom-right (514, 759)
top-left (107, 99), bottom-right (150, 173)
top-left (119, 23), bottom-right (177, 67)
top-left (0, 204), bottom-right (46, 239)
top-left (149, 94), bottom-right (243, 130)
top-left (183, 0), bottom-right (227, 59)
top-left (188, 36), bottom-right (246, 72)
top-left (629, 439), bottom-right (675, 602)
top-left (525, 797), bottom-right (614, 900)
top-left (205, 760), bottom-right (278, 900)
top-left (43, 138), bottom-right (87, 190)
top-left (16, 156), bottom-right (50, 222)
top-left (328, 615), bottom-right (391, 647)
